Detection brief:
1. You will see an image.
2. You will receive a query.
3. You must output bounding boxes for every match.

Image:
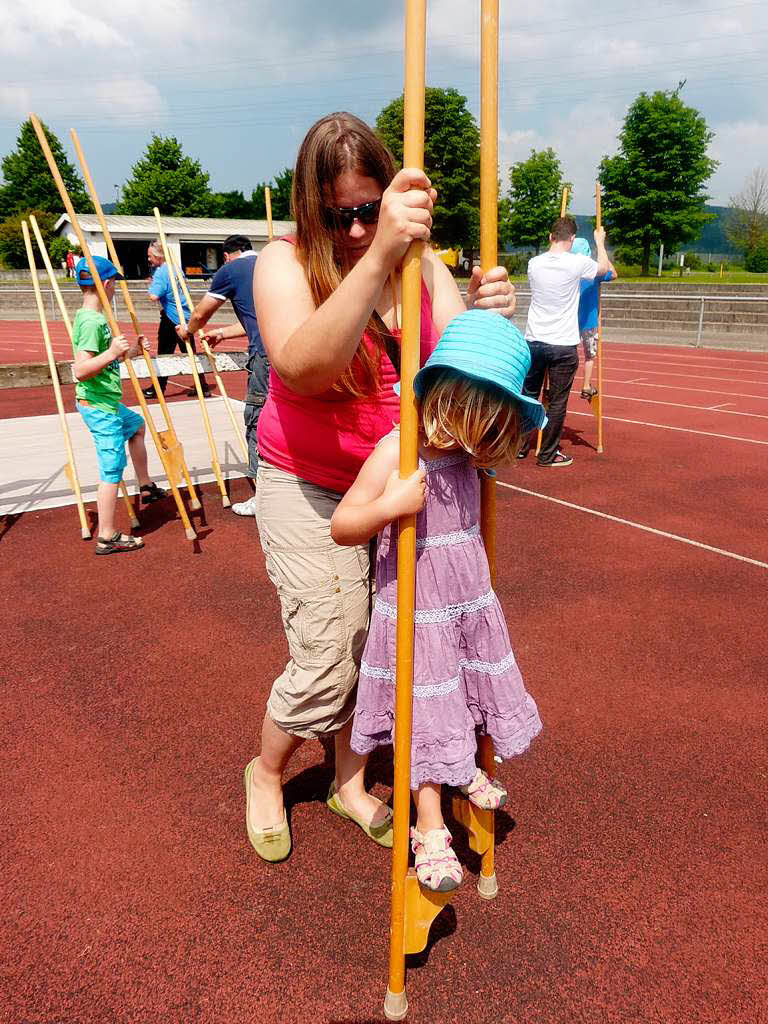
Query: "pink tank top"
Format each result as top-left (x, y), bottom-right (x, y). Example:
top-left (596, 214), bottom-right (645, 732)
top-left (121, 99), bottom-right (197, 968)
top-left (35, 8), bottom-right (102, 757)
top-left (258, 265), bottom-right (439, 494)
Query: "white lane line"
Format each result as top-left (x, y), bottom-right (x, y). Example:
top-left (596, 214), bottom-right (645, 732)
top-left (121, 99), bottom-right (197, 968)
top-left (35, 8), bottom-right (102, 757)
top-left (606, 354), bottom-right (768, 372)
top-left (605, 367), bottom-right (768, 386)
top-left (497, 482), bottom-right (768, 570)
top-left (600, 377), bottom-right (768, 401)
top-left (708, 403), bottom-right (733, 410)
top-left (567, 409), bottom-right (768, 445)
top-left (599, 394), bottom-right (768, 419)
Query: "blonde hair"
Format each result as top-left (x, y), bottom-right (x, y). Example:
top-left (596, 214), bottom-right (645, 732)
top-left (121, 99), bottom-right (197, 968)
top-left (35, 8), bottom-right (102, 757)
top-left (419, 370), bottom-right (523, 468)
top-left (293, 112), bottom-right (397, 397)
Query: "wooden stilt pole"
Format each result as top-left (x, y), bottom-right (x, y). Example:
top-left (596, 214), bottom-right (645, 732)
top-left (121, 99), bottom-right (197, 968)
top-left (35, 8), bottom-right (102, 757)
top-left (265, 186), bottom-right (274, 242)
top-left (171, 262), bottom-right (249, 464)
top-left (153, 209), bottom-right (230, 507)
top-left (594, 182), bottom-right (605, 453)
top-left (384, 2), bottom-right (427, 1020)
top-left (28, 215), bottom-right (139, 530)
top-left (536, 186), bottom-right (568, 456)
top-left (21, 220), bottom-right (92, 539)
top-left (473, 0), bottom-right (501, 901)
top-left (29, 113), bottom-right (197, 541)
top-left (69, 129), bottom-right (201, 511)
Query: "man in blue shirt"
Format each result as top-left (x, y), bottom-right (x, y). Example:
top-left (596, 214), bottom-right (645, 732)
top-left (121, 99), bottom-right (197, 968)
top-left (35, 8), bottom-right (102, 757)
top-left (143, 240), bottom-right (212, 399)
top-left (182, 234), bottom-right (269, 515)
top-left (571, 237), bottom-right (617, 400)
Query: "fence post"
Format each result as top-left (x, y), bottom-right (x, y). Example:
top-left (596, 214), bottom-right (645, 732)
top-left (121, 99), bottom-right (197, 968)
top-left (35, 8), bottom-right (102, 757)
top-left (696, 295), bottom-right (705, 347)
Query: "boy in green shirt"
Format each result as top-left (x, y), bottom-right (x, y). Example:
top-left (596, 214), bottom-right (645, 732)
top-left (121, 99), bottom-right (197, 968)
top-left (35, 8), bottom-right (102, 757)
top-left (72, 256), bottom-right (166, 554)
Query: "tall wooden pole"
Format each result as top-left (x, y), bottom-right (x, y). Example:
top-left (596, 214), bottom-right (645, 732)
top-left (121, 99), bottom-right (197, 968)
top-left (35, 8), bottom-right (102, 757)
top-left (21, 220), bottom-right (91, 539)
top-left (70, 129), bottom-right (201, 510)
top-left (153, 209), bottom-right (231, 507)
top-left (384, 1), bottom-right (426, 1020)
top-left (29, 113), bottom-right (197, 540)
top-left (265, 187), bottom-right (274, 242)
top-left (476, 0), bottom-right (500, 902)
top-left (595, 182), bottom-right (605, 453)
top-left (560, 187), bottom-right (569, 217)
top-left (28, 216), bottom-right (138, 530)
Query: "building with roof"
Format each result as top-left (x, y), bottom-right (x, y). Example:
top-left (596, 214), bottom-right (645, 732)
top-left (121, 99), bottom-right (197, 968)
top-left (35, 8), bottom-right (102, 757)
top-left (54, 214), bottom-right (295, 279)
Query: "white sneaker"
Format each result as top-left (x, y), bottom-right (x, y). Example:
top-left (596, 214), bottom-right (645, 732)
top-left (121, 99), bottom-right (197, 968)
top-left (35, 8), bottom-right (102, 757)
top-left (231, 495), bottom-right (258, 516)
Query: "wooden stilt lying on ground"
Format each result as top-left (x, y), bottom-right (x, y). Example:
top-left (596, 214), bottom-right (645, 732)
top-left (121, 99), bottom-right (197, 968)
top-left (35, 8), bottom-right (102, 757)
top-left (70, 129), bottom-right (201, 511)
top-left (153, 208), bottom-right (231, 507)
top-left (30, 113), bottom-right (197, 541)
top-left (593, 182), bottom-right (605, 453)
top-left (28, 216), bottom-right (139, 531)
top-left (171, 260), bottom-right (249, 464)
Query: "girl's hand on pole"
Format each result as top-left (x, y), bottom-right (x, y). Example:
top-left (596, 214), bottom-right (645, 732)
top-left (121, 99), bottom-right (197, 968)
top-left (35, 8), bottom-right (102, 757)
top-left (127, 335), bottom-right (144, 358)
top-left (466, 266), bottom-right (516, 318)
top-left (382, 467), bottom-right (427, 519)
top-left (368, 168), bottom-right (435, 271)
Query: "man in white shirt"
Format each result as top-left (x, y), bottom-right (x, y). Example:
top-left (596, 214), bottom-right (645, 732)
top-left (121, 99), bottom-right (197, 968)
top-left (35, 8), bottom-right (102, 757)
top-left (518, 216), bottom-right (609, 466)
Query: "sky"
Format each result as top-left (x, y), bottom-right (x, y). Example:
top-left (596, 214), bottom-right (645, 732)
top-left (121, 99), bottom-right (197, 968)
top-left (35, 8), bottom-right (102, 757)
top-left (1, 0), bottom-right (766, 213)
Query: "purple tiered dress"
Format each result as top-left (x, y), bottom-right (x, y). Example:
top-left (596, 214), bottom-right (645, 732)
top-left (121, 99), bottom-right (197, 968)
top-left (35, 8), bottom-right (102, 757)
top-left (351, 445), bottom-right (542, 789)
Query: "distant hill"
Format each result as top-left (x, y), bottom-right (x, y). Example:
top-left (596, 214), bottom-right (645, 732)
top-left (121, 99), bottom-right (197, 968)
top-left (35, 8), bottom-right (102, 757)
top-left (573, 205), bottom-right (737, 255)
top-left (102, 202), bottom-right (117, 214)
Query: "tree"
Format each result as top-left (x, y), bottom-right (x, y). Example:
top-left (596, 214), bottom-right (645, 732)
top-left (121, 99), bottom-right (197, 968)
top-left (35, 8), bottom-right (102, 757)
top-left (599, 88), bottom-right (717, 275)
top-left (376, 87), bottom-right (480, 248)
top-left (725, 168), bottom-right (768, 255)
top-left (117, 135), bottom-right (217, 216)
top-left (0, 118), bottom-right (92, 219)
top-left (744, 235), bottom-right (768, 273)
top-left (269, 168), bottom-right (294, 220)
top-left (212, 189), bottom-right (253, 218)
top-left (502, 148), bottom-right (571, 253)
top-left (0, 210), bottom-right (56, 269)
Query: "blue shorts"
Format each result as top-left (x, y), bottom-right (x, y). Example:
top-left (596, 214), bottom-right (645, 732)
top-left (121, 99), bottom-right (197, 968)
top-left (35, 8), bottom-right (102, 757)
top-left (77, 402), bottom-right (144, 483)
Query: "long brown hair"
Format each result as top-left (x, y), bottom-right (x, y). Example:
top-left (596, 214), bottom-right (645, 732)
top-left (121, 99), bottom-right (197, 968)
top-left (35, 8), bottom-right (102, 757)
top-left (293, 112), bottom-right (397, 396)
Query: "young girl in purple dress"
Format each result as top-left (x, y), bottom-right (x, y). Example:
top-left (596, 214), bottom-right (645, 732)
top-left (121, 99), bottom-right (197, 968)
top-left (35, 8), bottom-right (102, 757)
top-left (331, 309), bottom-right (546, 892)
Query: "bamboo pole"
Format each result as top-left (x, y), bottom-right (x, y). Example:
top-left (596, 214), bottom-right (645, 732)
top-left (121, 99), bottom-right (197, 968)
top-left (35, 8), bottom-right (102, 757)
top-left (27, 219), bottom-right (140, 532)
top-left (595, 182), bottom-right (605, 453)
top-left (265, 186), bottom-right (274, 241)
top-left (29, 113), bottom-right (196, 540)
top-left (69, 130), bottom-right (201, 511)
top-left (475, 0), bottom-right (500, 901)
top-left (384, 2), bottom-right (426, 1020)
top-left (152, 208), bottom-right (231, 507)
top-left (21, 220), bottom-right (92, 539)
top-left (171, 259), bottom-right (249, 464)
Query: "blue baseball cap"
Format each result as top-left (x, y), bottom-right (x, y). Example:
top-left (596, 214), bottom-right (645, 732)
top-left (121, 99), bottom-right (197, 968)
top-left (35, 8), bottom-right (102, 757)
top-left (75, 255), bottom-right (124, 287)
top-left (404, 309), bottom-right (547, 434)
top-left (571, 237), bottom-right (591, 257)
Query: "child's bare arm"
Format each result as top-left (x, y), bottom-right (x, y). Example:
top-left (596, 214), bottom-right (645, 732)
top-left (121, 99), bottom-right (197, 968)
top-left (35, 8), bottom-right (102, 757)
top-left (331, 434), bottom-right (426, 546)
top-left (73, 335), bottom-right (130, 381)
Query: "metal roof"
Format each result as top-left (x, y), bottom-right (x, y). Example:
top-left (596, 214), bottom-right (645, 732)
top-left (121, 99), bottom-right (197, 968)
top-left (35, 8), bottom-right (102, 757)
top-left (55, 213), bottom-right (295, 237)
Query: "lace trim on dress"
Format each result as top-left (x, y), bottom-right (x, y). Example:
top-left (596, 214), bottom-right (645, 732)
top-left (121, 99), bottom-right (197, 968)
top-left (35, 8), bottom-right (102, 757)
top-left (360, 650), bottom-right (516, 698)
top-left (461, 650), bottom-right (518, 675)
top-left (418, 452), bottom-right (467, 474)
top-left (415, 523), bottom-right (479, 550)
top-left (374, 589), bottom-right (495, 623)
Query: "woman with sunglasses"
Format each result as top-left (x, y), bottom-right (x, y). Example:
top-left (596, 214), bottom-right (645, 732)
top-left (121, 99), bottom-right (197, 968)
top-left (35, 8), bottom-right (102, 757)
top-left (245, 111), bottom-right (516, 863)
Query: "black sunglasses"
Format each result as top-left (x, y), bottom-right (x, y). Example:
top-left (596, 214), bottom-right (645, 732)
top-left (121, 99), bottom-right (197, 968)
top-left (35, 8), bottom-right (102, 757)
top-left (325, 198), bottom-right (381, 230)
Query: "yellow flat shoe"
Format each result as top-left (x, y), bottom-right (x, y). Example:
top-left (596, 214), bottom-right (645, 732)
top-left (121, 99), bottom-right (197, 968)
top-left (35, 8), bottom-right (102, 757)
top-left (326, 783), bottom-right (393, 848)
top-left (243, 758), bottom-right (291, 863)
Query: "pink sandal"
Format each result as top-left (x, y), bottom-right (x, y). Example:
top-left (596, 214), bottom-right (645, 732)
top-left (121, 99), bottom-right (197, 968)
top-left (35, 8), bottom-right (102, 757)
top-left (410, 826), bottom-right (463, 892)
top-left (459, 768), bottom-right (508, 810)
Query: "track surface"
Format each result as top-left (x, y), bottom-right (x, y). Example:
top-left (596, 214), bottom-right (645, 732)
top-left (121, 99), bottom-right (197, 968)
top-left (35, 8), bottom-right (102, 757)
top-left (2, 339), bottom-right (767, 1024)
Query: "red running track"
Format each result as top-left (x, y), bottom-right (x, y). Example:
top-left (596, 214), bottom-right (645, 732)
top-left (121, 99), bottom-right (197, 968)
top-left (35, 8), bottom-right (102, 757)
top-left (1, 340), bottom-right (766, 1023)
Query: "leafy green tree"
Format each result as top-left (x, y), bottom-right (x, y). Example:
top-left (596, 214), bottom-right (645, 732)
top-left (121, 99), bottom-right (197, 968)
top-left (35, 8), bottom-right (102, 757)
top-left (269, 168), bottom-right (294, 220)
top-left (0, 118), bottom-right (92, 219)
top-left (599, 89), bottom-right (717, 275)
top-left (117, 136), bottom-right (217, 216)
top-left (48, 236), bottom-right (79, 265)
top-left (250, 185), bottom-right (268, 218)
top-left (744, 235), bottom-right (768, 273)
top-left (212, 189), bottom-right (253, 218)
top-left (0, 209), bottom-right (56, 269)
top-left (502, 148), bottom-right (571, 253)
top-left (376, 87), bottom-right (480, 248)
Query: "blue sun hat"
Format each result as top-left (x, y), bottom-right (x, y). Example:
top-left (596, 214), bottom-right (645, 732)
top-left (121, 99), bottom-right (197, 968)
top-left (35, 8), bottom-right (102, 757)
top-left (571, 236), bottom-right (591, 257)
top-left (408, 309), bottom-right (547, 433)
top-left (75, 255), bottom-right (124, 288)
